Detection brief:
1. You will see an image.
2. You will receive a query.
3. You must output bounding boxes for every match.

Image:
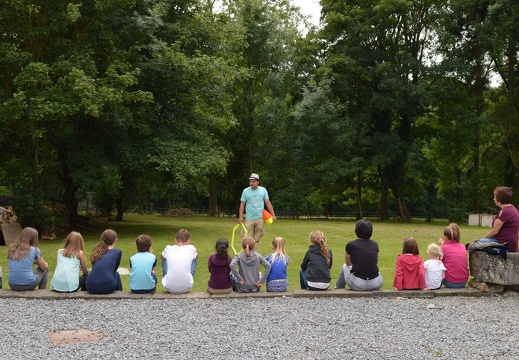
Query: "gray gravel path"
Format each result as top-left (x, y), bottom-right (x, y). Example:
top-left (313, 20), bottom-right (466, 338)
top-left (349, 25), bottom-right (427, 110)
top-left (0, 296), bottom-right (518, 359)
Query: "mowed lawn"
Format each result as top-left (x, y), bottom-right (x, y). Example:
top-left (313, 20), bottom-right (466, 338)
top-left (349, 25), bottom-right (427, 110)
top-left (0, 214), bottom-right (487, 292)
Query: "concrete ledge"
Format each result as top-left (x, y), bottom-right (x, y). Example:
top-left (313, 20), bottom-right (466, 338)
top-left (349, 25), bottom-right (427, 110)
top-left (372, 290), bottom-right (435, 298)
top-left (470, 251), bottom-right (519, 285)
top-left (0, 287), bottom-right (490, 300)
top-left (427, 287), bottom-right (490, 297)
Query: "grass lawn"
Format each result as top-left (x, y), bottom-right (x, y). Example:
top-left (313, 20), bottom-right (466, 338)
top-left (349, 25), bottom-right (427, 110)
top-left (0, 214), bottom-right (486, 292)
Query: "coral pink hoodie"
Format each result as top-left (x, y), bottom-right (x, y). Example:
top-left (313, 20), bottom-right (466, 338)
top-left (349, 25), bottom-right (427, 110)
top-left (393, 254), bottom-right (425, 290)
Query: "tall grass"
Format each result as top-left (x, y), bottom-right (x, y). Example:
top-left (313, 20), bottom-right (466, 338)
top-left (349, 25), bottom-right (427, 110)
top-left (0, 215), bottom-right (485, 292)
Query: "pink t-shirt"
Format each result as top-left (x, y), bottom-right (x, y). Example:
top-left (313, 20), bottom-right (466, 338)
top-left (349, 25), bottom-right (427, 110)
top-left (441, 240), bottom-right (469, 284)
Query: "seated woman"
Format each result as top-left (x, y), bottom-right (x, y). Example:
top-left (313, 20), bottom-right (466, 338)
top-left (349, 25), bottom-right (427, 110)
top-left (477, 186), bottom-right (519, 252)
top-left (335, 220), bottom-right (383, 291)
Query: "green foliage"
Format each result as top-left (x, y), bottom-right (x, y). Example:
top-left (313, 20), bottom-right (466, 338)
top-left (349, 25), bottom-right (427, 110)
top-left (0, 0), bottom-right (518, 227)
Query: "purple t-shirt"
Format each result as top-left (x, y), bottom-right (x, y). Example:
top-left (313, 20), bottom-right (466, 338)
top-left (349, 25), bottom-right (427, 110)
top-left (208, 254), bottom-right (232, 289)
top-left (493, 205), bottom-right (519, 252)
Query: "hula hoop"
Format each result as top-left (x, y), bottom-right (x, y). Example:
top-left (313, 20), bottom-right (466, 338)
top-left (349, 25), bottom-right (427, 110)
top-left (231, 222), bottom-right (248, 255)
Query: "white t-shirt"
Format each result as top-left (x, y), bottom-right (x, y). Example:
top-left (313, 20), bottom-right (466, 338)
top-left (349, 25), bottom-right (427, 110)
top-left (161, 244), bottom-right (197, 294)
top-left (423, 259), bottom-right (446, 289)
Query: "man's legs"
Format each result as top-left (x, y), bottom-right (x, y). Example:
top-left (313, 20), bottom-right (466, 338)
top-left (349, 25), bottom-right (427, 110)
top-left (244, 218), bottom-right (264, 243)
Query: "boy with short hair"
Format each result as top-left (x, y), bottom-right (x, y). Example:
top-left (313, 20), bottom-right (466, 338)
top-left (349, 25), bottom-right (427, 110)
top-left (129, 234), bottom-right (157, 294)
top-left (161, 229), bottom-right (198, 294)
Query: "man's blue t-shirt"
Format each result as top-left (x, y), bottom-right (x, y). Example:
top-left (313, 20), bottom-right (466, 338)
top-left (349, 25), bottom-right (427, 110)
top-left (240, 186), bottom-right (269, 220)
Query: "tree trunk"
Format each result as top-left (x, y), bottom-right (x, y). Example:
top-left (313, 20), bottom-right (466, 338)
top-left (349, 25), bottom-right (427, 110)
top-left (116, 197), bottom-right (124, 221)
top-left (61, 164), bottom-right (79, 224)
top-left (208, 173), bottom-right (218, 216)
top-left (355, 170), bottom-right (363, 220)
top-left (471, 39), bottom-right (485, 213)
top-left (145, 191), bottom-right (151, 214)
top-left (379, 167), bottom-right (390, 221)
top-left (504, 42), bottom-right (518, 193)
top-left (389, 163), bottom-right (411, 222)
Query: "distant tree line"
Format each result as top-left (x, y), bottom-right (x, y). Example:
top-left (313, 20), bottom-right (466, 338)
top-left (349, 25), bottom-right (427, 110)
top-left (0, 0), bottom-right (517, 229)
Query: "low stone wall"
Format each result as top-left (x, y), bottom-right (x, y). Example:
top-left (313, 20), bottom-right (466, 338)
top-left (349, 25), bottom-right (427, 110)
top-left (0, 287), bottom-right (488, 300)
top-left (470, 251), bottom-right (519, 285)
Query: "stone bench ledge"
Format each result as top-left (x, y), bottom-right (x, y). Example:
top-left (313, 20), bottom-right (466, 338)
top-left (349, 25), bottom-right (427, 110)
top-left (470, 251), bottom-right (519, 285)
top-left (0, 287), bottom-right (489, 300)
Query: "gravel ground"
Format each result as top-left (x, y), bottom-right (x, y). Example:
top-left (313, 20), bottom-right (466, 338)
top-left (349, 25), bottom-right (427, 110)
top-left (1, 295), bottom-right (518, 359)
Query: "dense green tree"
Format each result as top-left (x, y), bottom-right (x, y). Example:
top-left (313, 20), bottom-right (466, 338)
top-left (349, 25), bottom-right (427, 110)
top-left (211, 0), bottom-right (304, 214)
top-left (486, 0), bottom-right (519, 192)
top-left (136, 0), bottom-right (241, 217)
top-left (0, 0), bottom-right (153, 227)
top-left (317, 0), bottom-right (438, 220)
top-left (0, 0), bottom-right (238, 227)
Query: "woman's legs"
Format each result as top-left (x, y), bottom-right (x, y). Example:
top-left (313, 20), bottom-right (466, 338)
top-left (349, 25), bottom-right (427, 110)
top-left (345, 273), bottom-right (384, 291)
top-left (442, 279), bottom-right (466, 288)
top-left (478, 238), bottom-right (498, 244)
top-left (335, 264), bottom-right (352, 289)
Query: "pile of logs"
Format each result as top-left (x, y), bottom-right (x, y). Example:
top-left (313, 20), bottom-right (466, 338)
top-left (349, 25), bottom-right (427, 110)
top-left (0, 206), bottom-right (17, 224)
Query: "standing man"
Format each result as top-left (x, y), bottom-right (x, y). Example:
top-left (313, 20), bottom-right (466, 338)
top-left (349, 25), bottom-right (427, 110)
top-left (238, 173), bottom-right (276, 243)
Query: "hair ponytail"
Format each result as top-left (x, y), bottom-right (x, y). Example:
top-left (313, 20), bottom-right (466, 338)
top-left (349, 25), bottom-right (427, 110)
top-left (241, 236), bottom-right (255, 258)
top-left (90, 229), bottom-right (117, 264)
top-left (310, 230), bottom-right (330, 265)
top-left (443, 223), bottom-right (460, 243)
top-left (215, 238), bottom-right (229, 260)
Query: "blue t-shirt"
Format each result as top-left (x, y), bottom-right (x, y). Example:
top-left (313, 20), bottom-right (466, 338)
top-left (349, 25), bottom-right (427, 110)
top-left (266, 254), bottom-right (289, 281)
top-left (129, 251), bottom-right (157, 291)
top-left (240, 186), bottom-right (269, 220)
top-left (8, 247), bottom-right (41, 285)
top-left (86, 248), bottom-right (122, 294)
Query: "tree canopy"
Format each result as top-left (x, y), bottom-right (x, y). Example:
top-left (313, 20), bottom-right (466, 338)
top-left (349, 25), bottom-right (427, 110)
top-left (1, 0), bottom-right (518, 229)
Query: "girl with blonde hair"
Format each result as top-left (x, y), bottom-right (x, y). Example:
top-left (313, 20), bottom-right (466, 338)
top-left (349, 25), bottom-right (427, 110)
top-left (266, 237), bottom-right (290, 292)
top-left (423, 243), bottom-right (446, 290)
top-left (300, 230), bottom-right (333, 291)
top-left (51, 231), bottom-right (89, 292)
top-left (8, 227), bottom-right (49, 291)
